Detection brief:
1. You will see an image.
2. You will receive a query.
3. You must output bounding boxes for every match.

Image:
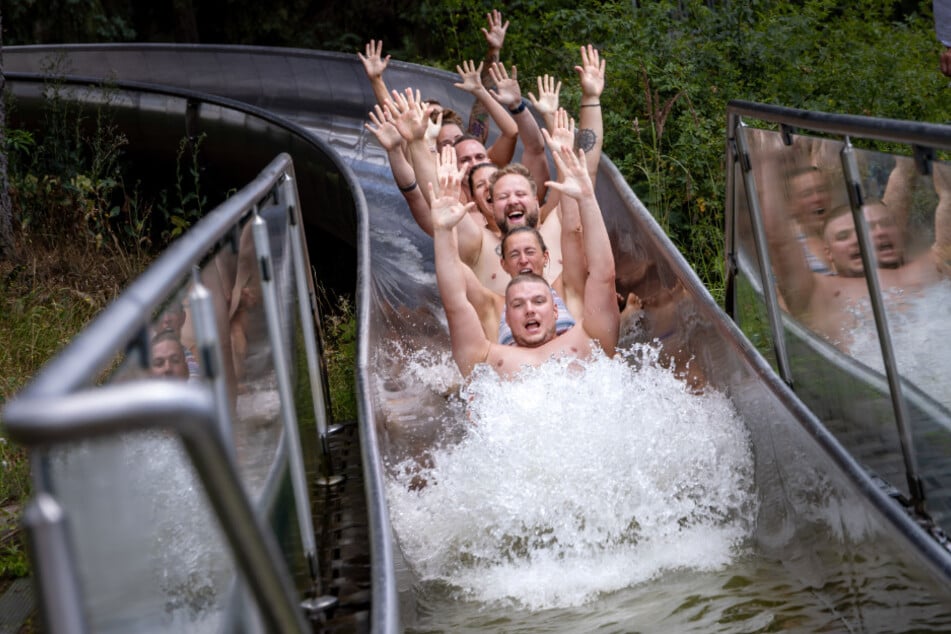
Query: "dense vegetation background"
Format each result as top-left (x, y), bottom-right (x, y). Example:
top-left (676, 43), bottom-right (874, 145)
top-left (5, 0), bottom-right (951, 294)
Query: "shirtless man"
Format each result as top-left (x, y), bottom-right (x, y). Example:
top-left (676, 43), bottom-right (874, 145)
top-left (431, 145), bottom-right (618, 378)
top-left (764, 161), bottom-right (951, 351)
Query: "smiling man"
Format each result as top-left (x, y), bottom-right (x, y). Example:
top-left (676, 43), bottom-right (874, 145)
top-left (489, 162), bottom-right (565, 283)
top-left (432, 146), bottom-right (618, 378)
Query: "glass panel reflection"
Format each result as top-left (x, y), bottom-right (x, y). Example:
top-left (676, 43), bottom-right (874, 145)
top-left (41, 211), bottom-right (301, 630)
top-left (736, 126), bottom-right (951, 524)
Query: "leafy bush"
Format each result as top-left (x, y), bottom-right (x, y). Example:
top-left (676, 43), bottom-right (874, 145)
top-left (397, 0), bottom-right (950, 300)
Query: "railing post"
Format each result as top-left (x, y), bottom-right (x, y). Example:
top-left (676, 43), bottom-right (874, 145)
top-left (841, 138), bottom-right (926, 513)
top-left (251, 206), bottom-right (338, 615)
top-left (733, 121), bottom-right (795, 386)
top-left (188, 266), bottom-right (236, 457)
top-left (281, 174), bottom-right (345, 486)
top-left (24, 492), bottom-right (88, 634)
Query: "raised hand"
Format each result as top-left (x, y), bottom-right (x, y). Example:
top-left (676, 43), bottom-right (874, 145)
top-left (575, 44), bottom-right (605, 99)
top-left (527, 74), bottom-right (561, 117)
top-left (358, 39), bottom-right (390, 81)
top-left (544, 144), bottom-right (593, 200)
top-left (481, 9), bottom-right (509, 54)
top-left (545, 108), bottom-right (575, 155)
top-left (454, 59), bottom-right (486, 94)
top-left (388, 88), bottom-right (429, 142)
top-left (429, 182), bottom-right (473, 231)
top-left (487, 62), bottom-right (522, 109)
top-left (424, 108), bottom-right (443, 147)
top-left (435, 144), bottom-right (466, 199)
top-left (365, 104), bottom-right (402, 151)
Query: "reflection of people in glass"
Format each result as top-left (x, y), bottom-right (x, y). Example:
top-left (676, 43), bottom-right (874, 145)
top-left (154, 301), bottom-right (199, 379)
top-left (786, 164), bottom-right (834, 274)
top-left (763, 160), bottom-right (951, 351)
top-left (149, 330), bottom-right (190, 380)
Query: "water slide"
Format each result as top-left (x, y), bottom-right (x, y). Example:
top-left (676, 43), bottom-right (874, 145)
top-left (6, 44), bottom-right (951, 631)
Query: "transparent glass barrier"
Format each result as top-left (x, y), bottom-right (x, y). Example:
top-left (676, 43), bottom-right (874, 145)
top-left (40, 200), bottom-right (307, 631)
top-left (735, 126), bottom-right (951, 524)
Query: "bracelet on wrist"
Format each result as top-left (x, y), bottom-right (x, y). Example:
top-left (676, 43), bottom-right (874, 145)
top-left (509, 98), bottom-right (528, 114)
top-left (398, 180), bottom-right (418, 193)
top-left (580, 103), bottom-right (601, 108)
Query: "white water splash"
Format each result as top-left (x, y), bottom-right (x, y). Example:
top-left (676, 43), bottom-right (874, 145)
top-left (846, 279), bottom-right (951, 412)
top-left (385, 344), bottom-right (758, 610)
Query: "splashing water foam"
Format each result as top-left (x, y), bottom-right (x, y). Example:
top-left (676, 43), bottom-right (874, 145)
top-left (847, 279), bottom-right (951, 412)
top-left (384, 343), bottom-right (758, 610)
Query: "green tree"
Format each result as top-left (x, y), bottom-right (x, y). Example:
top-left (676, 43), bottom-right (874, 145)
top-left (0, 11), bottom-right (15, 261)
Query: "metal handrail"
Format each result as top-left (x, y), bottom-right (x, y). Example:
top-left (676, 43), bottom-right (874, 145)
top-left (4, 381), bottom-right (309, 633)
top-left (2, 153), bottom-right (317, 632)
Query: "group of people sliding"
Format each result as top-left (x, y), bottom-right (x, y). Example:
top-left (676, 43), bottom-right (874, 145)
top-left (361, 11), bottom-right (619, 379)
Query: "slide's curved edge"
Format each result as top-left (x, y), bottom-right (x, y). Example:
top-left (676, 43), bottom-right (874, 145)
top-left (6, 43), bottom-right (951, 625)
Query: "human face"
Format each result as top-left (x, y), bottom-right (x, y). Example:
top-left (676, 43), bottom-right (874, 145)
top-left (492, 173), bottom-right (539, 232)
top-left (437, 124), bottom-right (464, 151)
top-left (790, 170), bottom-right (830, 234)
top-left (469, 164), bottom-right (498, 221)
top-left (454, 139), bottom-right (488, 179)
top-left (864, 203), bottom-right (903, 268)
top-left (823, 212), bottom-right (863, 277)
top-left (150, 339), bottom-right (188, 379)
top-left (156, 307), bottom-right (185, 335)
top-left (504, 280), bottom-right (557, 348)
top-left (501, 232), bottom-right (548, 277)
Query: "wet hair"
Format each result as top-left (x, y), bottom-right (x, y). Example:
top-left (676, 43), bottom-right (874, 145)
top-left (821, 198), bottom-right (887, 237)
top-left (488, 163), bottom-right (536, 199)
top-left (467, 162), bottom-right (498, 197)
top-left (438, 108), bottom-right (464, 127)
top-left (452, 133), bottom-right (484, 147)
top-left (151, 329), bottom-right (185, 352)
top-left (785, 164), bottom-right (829, 202)
top-left (501, 226), bottom-right (548, 256)
top-left (505, 272), bottom-right (551, 295)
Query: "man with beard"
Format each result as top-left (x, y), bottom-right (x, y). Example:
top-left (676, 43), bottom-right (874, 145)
top-left (431, 145), bottom-right (618, 378)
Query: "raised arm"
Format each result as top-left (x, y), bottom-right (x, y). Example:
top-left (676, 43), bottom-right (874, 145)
top-left (756, 148), bottom-right (817, 316)
top-left (366, 104), bottom-right (431, 234)
top-left (882, 155), bottom-right (917, 234)
top-left (933, 160), bottom-right (951, 272)
top-left (455, 59), bottom-right (518, 166)
top-left (575, 45), bottom-right (606, 185)
top-left (544, 115), bottom-right (584, 319)
top-left (546, 145), bottom-right (619, 353)
top-left (489, 62), bottom-right (550, 204)
top-left (435, 144), bottom-right (485, 265)
top-left (527, 73), bottom-right (561, 134)
top-left (357, 40), bottom-right (392, 107)
top-left (390, 88), bottom-right (440, 206)
top-left (430, 180), bottom-right (492, 376)
top-left (467, 9), bottom-right (509, 143)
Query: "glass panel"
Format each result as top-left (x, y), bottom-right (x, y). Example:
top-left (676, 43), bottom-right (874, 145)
top-left (40, 207), bottom-right (306, 629)
top-left (736, 127), bottom-right (951, 521)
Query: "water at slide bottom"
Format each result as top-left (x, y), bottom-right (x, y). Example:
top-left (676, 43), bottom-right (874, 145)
top-left (376, 342), bottom-right (951, 632)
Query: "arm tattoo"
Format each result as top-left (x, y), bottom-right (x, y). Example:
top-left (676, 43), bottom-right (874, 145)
top-left (575, 128), bottom-right (597, 152)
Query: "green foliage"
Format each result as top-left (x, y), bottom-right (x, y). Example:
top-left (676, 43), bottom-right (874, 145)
top-left (319, 290), bottom-right (358, 423)
top-left (6, 1), bottom-right (949, 299)
top-left (164, 134), bottom-right (208, 242)
top-left (0, 540), bottom-right (31, 579)
top-left (402, 0), bottom-right (948, 300)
